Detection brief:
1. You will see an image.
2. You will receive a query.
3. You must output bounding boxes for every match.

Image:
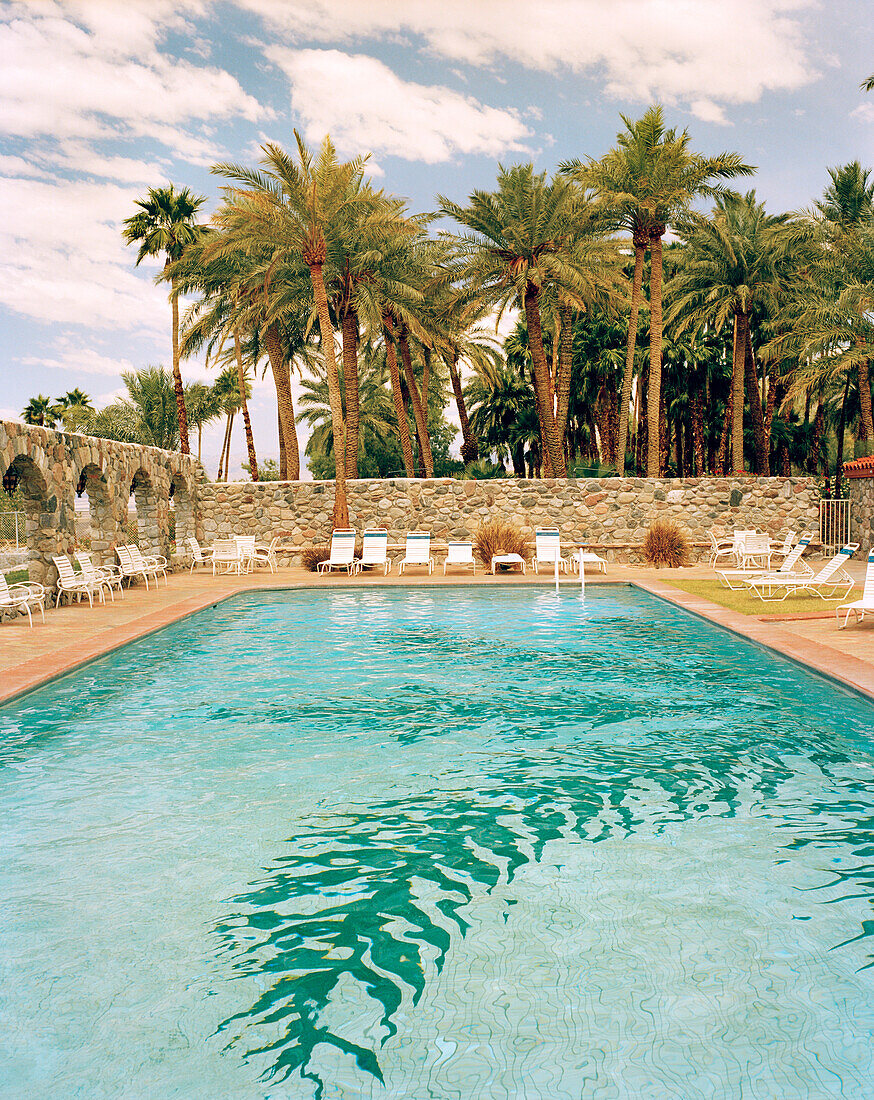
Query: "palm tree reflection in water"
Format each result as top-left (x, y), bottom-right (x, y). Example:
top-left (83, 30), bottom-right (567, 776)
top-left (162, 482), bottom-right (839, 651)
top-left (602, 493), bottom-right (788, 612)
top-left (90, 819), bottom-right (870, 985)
top-left (210, 727), bottom-right (873, 1094)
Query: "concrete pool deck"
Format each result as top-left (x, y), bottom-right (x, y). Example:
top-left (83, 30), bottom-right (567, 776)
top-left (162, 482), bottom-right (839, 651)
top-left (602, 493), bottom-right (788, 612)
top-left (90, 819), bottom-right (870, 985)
top-left (1, 561), bottom-right (873, 705)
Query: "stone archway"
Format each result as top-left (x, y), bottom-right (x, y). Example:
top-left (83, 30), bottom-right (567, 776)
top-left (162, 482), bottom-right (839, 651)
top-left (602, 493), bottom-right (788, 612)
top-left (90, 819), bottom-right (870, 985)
top-left (1, 452), bottom-right (64, 586)
top-left (73, 461), bottom-right (119, 567)
top-left (128, 468), bottom-right (160, 558)
top-left (168, 472), bottom-right (194, 552)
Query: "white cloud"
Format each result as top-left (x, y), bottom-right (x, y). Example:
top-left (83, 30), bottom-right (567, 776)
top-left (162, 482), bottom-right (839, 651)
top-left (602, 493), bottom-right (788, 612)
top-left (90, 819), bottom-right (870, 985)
top-left (0, 175), bottom-right (168, 331)
top-left (851, 103), bottom-right (874, 123)
top-left (244, 0), bottom-right (815, 113)
top-left (267, 48), bottom-right (534, 162)
top-left (0, 2), bottom-right (264, 158)
top-left (18, 349), bottom-right (139, 378)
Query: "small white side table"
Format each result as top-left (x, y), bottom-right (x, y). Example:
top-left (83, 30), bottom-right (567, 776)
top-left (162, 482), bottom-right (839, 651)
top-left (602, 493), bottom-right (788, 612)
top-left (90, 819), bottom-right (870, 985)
top-left (491, 553), bottom-right (526, 575)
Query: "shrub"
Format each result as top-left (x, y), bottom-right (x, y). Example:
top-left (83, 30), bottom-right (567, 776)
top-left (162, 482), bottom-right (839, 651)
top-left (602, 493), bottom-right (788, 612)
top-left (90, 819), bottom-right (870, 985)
top-left (301, 544), bottom-right (331, 572)
top-left (474, 519), bottom-right (527, 565)
top-left (642, 519), bottom-right (690, 568)
top-left (458, 459), bottom-right (507, 480)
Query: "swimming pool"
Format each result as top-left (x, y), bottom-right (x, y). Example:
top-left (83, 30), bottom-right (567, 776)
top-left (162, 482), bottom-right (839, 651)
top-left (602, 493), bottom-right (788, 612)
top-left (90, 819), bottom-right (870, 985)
top-left (1, 585), bottom-right (872, 1098)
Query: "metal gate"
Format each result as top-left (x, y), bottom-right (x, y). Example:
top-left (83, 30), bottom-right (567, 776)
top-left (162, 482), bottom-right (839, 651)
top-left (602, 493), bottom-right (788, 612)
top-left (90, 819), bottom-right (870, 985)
top-left (0, 510), bottom-right (25, 548)
top-left (819, 498), bottom-right (852, 551)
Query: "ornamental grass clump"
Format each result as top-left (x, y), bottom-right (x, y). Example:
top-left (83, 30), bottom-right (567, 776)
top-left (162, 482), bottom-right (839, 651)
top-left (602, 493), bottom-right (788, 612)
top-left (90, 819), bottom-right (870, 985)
top-left (474, 519), bottom-right (527, 565)
top-left (642, 518), bottom-right (690, 569)
top-left (301, 544), bottom-right (331, 572)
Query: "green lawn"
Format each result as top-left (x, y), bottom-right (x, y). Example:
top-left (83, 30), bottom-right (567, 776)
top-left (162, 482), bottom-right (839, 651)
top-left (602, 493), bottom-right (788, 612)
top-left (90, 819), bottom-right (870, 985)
top-left (662, 578), bottom-right (861, 616)
top-left (3, 568), bottom-right (29, 585)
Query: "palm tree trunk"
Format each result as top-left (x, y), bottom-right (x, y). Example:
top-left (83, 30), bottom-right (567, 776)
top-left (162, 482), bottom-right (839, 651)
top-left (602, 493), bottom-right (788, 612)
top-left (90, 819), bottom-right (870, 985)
top-left (277, 408), bottom-right (287, 480)
top-left (835, 374), bottom-right (851, 498)
top-left (858, 354), bottom-right (874, 457)
top-left (264, 322), bottom-right (300, 480)
top-left (715, 394), bottom-right (732, 476)
top-left (810, 401), bottom-right (825, 473)
top-left (169, 273), bottom-right (190, 454)
top-left (730, 312), bottom-right (746, 474)
top-left (616, 240), bottom-right (646, 475)
top-left (308, 262), bottom-right (348, 527)
top-left (217, 414), bottom-right (231, 480)
top-left (744, 326), bottom-right (769, 474)
top-left (523, 282), bottom-right (565, 476)
top-left (691, 386), bottom-right (705, 475)
top-left (383, 315), bottom-right (415, 477)
top-left (421, 345), bottom-right (431, 404)
top-left (234, 326), bottom-right (258, 482)
top-left (197, 424), bottom-right (203, 463)
top-left (447, 350), bottom-right (478, 463)
top-left (646, 233), bottom-right (664, 476)
top-left (340, 308), bottom-right (360, 478)
top-left (764, 369), bottom-right (778, 445)
top-left (555, 302), bottom-right (574, 447)
top-left (398, 327), bottom-right (433, 477)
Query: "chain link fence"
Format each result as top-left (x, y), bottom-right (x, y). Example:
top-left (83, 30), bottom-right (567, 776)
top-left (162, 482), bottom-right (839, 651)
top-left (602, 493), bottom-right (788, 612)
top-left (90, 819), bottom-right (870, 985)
top-left (0, 510), bottom-right (25, 548)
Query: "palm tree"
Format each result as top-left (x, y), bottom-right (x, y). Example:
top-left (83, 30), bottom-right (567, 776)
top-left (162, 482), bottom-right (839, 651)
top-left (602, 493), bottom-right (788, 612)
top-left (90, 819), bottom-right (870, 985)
top-left (440, 165), bottom-right (611, 476)
top-left (214, 135), bottom-right (364, 526)
top-left (87, 367), bottom-right (180, 449)
top-left (184, 381), bottom-right (221, 462)
top-left (565, 106), bottom-right (754, 474)
top-left (21, 394), bottom-right (59, 428)
top-left (52, 388), bottom-right (94, 431)
top-left (212, 365), bottom-right (252, 480)
top-left (465, 360), bottom-right (533, 475)
top-left (668, 192), bottom-right (796, 474)
top-left (122, 184), bottom-right (207, 455)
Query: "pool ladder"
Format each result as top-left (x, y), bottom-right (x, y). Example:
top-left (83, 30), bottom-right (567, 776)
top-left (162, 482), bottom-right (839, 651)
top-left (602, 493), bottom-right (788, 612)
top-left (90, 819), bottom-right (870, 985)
top-left (555, 548), bottom-right (586, 596)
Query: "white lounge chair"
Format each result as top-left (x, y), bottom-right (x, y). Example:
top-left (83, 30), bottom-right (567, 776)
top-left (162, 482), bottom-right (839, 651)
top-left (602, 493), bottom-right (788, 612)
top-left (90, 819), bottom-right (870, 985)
top-left (0, 572), bottom-right (46, 627)
top-left (253, 536), bottom-right (279, 573)
top-left (75, 551), bottom-right (123, 601)
top-left (128, 545), bottom-right (167, 586)
top-left (235, 535), bottom-right (256, 574)
top-left (53, 554), bottom-right (105, 607)
top-left (317, 530), bottom-right (360, 575)
top-left (769, 530), bottom-right (797, 564)
top-left (443, 540), bottom-right (476, 575)
top-left (570, 549), bottom-right (608, 574)
top-left (398, 532), bottom-right (433, 575)
top-left (531, 528), bottom-right (569, 574)
top-left (186, 536), bottom-right (214, 572)
top-left (744, 543), bottom-right (857, 602)
top-left (359, 530), bottom-right (391, 575)
top-left (837, 549), bottom-right (874, 628)
top-left (717, 536), bottom-right (811, 590)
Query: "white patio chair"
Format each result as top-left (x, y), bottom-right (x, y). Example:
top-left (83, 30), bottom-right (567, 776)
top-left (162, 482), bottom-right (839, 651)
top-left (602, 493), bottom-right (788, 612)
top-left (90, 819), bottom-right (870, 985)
top-left (570, 549), bottom-right (608, 574)
top-left (744, 543), bottom-right (857, 603)
top-left (235, 535), bottom-right (257, 574)
top-left (75, 551), bottom-right (124, 601)
top-left (317, 530), bottom-right (360, 575)
top-left (253, 536), bottom-right (279, 573)
top-left (186, 536), bottom-right (214, 572)
top-left (53, 554), bottom-right (105, 607)
top-left (0, 572), bottom-right (46, 627)
top-left (397, 532), bottom-right (433, 575)
top-left (531, 528), bottom-right (569, 574)
top-left (443, 540), bottom-right (476, 575)
top-left (837, 549), bottom-right (874, 628)
top-left (707, 529), bottom-right (736, 567)
top-left (359, 530), bottom-right (391, 575)
top-left (128, 545), bottom-right (167, 586)
top-left (211, 538), bottom-right (242, 575)
top-left (737, 531), bottom-right (772, 571)
top-left (717, 536), bottom-right (812, 590)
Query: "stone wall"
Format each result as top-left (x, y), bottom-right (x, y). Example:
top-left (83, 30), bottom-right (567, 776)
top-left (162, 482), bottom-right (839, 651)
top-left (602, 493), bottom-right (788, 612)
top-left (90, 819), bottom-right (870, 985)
top-left (848, 476), bottom-right (874, 554)
top-left (0, 420), bottom-right (203, 586)
top-left (199, 475), bottom-right (822, 563)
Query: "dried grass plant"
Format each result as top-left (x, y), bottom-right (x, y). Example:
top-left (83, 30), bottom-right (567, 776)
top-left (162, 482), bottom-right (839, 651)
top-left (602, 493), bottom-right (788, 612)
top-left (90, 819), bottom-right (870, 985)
top-left (474, 519), bottom-right (527, 565)
top-left (301, 544), bottom-right (331, 572)
top-left (642, 518), bottom-right (690, 568)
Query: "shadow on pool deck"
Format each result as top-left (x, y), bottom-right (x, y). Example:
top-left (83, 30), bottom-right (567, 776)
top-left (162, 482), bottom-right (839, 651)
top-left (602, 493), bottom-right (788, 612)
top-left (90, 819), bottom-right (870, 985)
top-left (1, 561), bottom-right (873, 704)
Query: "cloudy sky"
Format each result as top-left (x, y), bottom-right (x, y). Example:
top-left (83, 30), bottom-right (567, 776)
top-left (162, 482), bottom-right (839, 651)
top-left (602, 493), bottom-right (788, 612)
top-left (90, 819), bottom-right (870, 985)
top-left (1, 0), bottom-right (872, 478)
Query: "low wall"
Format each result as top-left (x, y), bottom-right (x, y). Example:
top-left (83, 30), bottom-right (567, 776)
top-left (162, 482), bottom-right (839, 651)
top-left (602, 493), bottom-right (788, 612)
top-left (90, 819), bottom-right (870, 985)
top-left (848, 475), bottom-right (874, 553)
top-left (199, 475), bottom-right (821, 563)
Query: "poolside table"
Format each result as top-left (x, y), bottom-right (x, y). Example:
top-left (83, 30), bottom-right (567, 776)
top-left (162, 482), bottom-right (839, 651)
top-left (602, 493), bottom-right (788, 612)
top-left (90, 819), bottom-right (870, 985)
top-left (491, 553), bottom-right (526, 575)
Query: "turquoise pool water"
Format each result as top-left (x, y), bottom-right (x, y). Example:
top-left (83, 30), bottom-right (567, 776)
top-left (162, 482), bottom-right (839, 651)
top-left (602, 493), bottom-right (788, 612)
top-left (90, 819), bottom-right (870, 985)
top-left (1, 585), bottom-right (873, 1098)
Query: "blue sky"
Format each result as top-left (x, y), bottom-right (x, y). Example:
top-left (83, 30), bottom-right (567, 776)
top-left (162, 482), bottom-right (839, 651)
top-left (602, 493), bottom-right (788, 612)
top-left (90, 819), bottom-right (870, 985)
top-left (1, 0), bottom-right (872, 478)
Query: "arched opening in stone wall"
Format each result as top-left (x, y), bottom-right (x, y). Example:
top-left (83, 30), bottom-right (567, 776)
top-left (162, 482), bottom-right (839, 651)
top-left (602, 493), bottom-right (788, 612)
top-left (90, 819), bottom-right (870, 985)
top-left (74, 462), bottom-right (117, 566)
top-left (128, 468), bottom-right (159, 556)
top-left (168, 473), bottom-right (194, 553)
top-left (2, 453), bottom-right (51, 585)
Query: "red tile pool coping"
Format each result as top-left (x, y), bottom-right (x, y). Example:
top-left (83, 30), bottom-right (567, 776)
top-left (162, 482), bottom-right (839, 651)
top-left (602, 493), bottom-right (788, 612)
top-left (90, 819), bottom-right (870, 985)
top-left (2, 573), bottom-right (873, 706)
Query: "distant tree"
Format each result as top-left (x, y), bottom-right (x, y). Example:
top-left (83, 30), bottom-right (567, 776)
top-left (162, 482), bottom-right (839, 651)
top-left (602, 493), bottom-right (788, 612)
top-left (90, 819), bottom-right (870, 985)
top-left (22, 394), bottom-right (59, 428)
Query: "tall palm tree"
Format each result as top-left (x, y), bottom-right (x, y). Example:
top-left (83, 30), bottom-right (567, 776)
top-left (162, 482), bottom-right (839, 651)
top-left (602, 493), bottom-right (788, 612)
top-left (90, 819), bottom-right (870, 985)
top-left (668, 192), bottom-right (796, 473)
top-left (214, 135), bottom-right (365, 526)
top-left (183, 381), bottom-right (221, 462)
top-left (123, 185), bottom-right (207, 455)
top-left (212, 364), bottom-right (252, 480)
top-left (465, 360), bottom-right (533, 475)
top-left (440, 165), bottom-right (611, 476)
top-left (565, 106), bottom-right (754, 474)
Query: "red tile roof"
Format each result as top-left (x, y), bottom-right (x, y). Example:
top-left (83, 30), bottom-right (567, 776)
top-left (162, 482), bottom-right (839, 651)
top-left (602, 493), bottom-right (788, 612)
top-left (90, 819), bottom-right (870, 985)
top-left (843, 455), bottom-right (874, 478)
